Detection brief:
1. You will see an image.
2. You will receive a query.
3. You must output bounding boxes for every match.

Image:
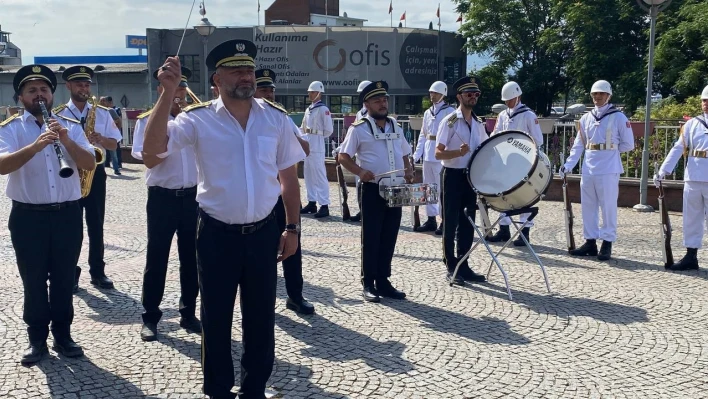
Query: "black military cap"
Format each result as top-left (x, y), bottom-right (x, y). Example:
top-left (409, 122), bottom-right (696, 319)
top-left (13, 64), bottom-right (57, 93)
top-left (255, 69), bottom-right (276, 88)
top-left (62, 65), bottom-right (94, 82)
top-left (209, 71), bottom-right (216, 87)
top-left (153, 66), bottom-right (191, 87)
top-left (359, 81), bottom-right (389, 103)
top-left (206, 39), bottom-right (257, 70)
top-left (453, 75), bottom-right (481, 93)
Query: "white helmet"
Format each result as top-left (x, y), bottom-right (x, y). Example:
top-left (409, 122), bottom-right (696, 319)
top-left (591, 80), bottom-right (612, 95)
top-left (429, 81), bottom-right (447, 96)
top-left (308, 81), bottom-right (325, 93)
top-left (501, 81), bottom-right (522, 101)
top-left (357, 80), bottom-right (372, 93)
top-left (701, 85), bottom-right (708, 100)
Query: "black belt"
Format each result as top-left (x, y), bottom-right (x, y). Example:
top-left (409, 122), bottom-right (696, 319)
top-left (148, 185), bottom-right (197, 197)
top-left (12, 200), bottom-right (79, 211)
top-left (199, 208), bottom-right (275, 235)
top-left (443, 167), bottom-right (466, 173)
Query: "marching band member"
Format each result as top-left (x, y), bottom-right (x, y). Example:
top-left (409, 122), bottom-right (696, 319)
top-left (143, 40), bottom-right (305, 399)
top-left (339, 81), bottom-right (413, 303)
top-left (0, 65), bottom-right (96, 364)
top-left (54, 65), bottom-right (123, 292)
top-left (435, 76), bottom-right (488, 286)
top-left (560, 80), bottom-right (634, 261)
top-left (488, 81), bottom-right (544, 245)
top-left (254, 68), bottom-right (315, 314)
top-left (654, 85), bottom-right (708, 271)
top-left (413, 81), bottom-right (454, 233)
top-left (301, 81), bottom-right (334, 218)
top-left (131, 67), bottom-right (202, 341)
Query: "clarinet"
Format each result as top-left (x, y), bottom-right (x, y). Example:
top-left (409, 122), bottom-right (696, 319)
top-left (38, 101), bottom-right (74, 178)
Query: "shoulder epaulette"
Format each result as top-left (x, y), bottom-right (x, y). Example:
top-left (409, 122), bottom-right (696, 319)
top-left (137, 109), bottom-right (153, 119)
top-left (95, 104), bottom-right (112, 111)
top-left (351, 120), bottom-right (366, 127)
top-left (447, 114), bottom-right (458, 127)
top-left (52, 104), bottom-right (67, 114)
top-left (183, 101), bottom-right (212, 113)
top-left (0, 113), bottom-right (20, 127)
top-left (56, 114), bottom-right (80, 124)
top-left (262, 99), bottom-right (287, 114)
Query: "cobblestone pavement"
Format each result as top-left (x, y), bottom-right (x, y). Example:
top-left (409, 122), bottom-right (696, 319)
top-left (1, 165), bottom-right (707, 399)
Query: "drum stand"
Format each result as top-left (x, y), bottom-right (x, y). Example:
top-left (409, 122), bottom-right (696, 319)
top-left (450, 206), bottom-right (552, 300)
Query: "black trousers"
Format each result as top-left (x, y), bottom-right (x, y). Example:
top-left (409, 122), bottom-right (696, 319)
top-left (9, 201), bottom-right (83, 343)
top-left (441, 167), bottom-right (477, 271)
top-left (78, 164), bottom-right (107, 277)
top-left (197, 209), bottom-right (279, 399)
top-left (274, 196), bottom-right (304, 300)
top-left (141, 186), bottom-right (199, 324)
top-left (360, 182), bottom-right (402, 286)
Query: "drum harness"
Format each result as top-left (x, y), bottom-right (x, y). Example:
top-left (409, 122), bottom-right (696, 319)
top-left (360, 117), bottom-right (405, 198)
top-left (682, 116), bottom-right (708, 159)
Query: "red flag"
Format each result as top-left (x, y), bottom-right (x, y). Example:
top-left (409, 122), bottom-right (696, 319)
top-left (388, 1), bottom-right (393, 14)
top-left (456, 14), bottom-right (463, 22)
top-left (400, 11), bottom-right (406, 21)
top-left (436, 5), bottom-right (440, 18)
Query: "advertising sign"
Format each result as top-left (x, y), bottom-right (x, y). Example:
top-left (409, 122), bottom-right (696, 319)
top-left (126, 35), bottom-right (148, 49)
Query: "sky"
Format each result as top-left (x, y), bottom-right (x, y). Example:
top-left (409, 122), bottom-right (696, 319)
top-left (0, 0), bottom-right (488, 69)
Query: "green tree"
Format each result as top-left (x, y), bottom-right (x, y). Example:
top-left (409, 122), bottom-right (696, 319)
top-left (654, 0), bottom-right (708, 99)
top-left (470, 63), bottom-right (507, 116)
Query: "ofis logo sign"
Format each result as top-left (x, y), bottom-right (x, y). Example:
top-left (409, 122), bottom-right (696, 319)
top-left (312, 41), bottom-right (391, 73)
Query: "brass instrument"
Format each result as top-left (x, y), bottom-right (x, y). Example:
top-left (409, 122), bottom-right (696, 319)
top-left (186, 87), bottom-right (202, 104)
top-left (80, 96), bottom-right (105, 197)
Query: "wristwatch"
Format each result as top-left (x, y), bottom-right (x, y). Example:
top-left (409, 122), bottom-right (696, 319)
top-left (285, 223), bottom-right (301, 233)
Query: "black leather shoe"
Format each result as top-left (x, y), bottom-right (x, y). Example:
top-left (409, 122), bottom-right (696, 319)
top-left (90, 275), bottom-right (114, 289)
top-left (376, 280), bottom-right (406, 300)
top-left (349, 212), bottom-right (361, 222)
top-left (597, 241), bottom-right (612, 261)
top-left (415, 217), bottom-right (438, 232)
top-left (301, 201), bottom-right (317, 214)
top-left (458, 267), bottom-right (486, 283)
top-left (21, 342), bottom-right (48, 365)
top-left (52, 339), bottom-right (84, 358)
top-left (179, 316), bottom-right (202, 334)
top-left (488, 225), bottom-right (511, 242)
top-left (435, 223), bottom-right (443, 236)
top-left (668, 248), bottom-right (699, 271)
top-left (314, 205), bottom-right (330, 218)
top-left (286, 297), bottom-right (315, 315)
top-left (447, 271), bottom-right (465, 286)
top-left (141, 323), bottom-right (158, 341)
top-left (362, 286), bottom-right (380, 303)
top-left (513, 227), bottom-right (530, 247)
top-left (570, 239), bottom-right (598, 256)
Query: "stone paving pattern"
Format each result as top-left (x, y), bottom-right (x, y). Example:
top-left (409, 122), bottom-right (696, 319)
top-left (0, 165), bottom-right (707, 399)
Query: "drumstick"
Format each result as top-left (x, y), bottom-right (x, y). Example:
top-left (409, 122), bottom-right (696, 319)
top-left (374, 168), bottom-right (407, 179)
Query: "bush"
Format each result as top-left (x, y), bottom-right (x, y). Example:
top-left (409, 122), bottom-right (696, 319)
top-left (631, 95), bottom-right (702, 121)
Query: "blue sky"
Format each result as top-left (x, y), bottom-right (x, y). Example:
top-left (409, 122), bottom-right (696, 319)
top-left (0, 0), bottom-right (489, 70)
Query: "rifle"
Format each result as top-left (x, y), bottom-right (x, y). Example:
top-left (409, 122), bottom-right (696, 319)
top-left (561, 154), bottom-right (576, 251)
top-left (409, 153), bottom-right (420, 229)
top-left (658, 178), bottom-right (673, 268)
top-left (335, 151), bottom-right (351, 221)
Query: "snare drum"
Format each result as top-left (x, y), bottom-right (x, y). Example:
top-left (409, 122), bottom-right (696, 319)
top-left (467, 130), bottom-right (551, 212)
top-left (383, 183), bottom-right (439, 207)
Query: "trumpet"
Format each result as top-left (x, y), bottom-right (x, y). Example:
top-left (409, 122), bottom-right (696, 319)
top-left (173, 87), bottom-right (203, 110)
top-left (38, 101), bottom-right (74, 178)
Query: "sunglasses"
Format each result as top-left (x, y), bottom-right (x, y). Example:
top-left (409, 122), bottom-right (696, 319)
top-left (461, 92), bottom-right (481, 98)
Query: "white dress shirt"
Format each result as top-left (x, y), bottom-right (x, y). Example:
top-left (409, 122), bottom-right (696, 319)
top-left (340, 116), bottom-right (412, 180)
top-left (55, 99), bottom-right (123, 153)
top-left (158, 97), bottom-right (305, 224)
top-left (659, 114), bottom-right (708, 182)
top-left (492, 102), bottom-right (544, 145)
top-left (414, 101), bottom-right (455, 162)
top-left (563, 104), bottom-right (635, 175)
top-left (301, 100), bottom-right (334, 153)
top-left (131, 112), bottom-right (198, 189)
top-left (435, 108), bottom-right (488, 169)
top-left (0, 112), bottom-right (94, 204)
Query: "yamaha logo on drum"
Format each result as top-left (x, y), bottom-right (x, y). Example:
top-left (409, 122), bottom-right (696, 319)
top-left (508, 138), bottom-right (532, 154)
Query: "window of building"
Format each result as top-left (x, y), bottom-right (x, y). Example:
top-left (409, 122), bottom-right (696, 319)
top-left (0, 33), bottom-right (8, 42)
top-left (178, 55), bottom-right (201, 84)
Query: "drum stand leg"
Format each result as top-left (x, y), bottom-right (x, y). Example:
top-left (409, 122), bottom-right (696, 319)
top-left (485, 207), bottom-right (552, 294)
top-left (451, 215), bottom-right (513, 300)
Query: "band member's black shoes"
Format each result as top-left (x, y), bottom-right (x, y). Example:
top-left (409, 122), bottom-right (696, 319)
top-left (314, 205), bottom-right (329, 218)
top-left (446, 271), bottom-right (465, 286)
top-left (286, 297), bottom-right (315, 315)
top-left (179, 316), bottom-right (203, 334)
top-left (90, 275), bottom-right (114, 289)
top-left (52, 338), bottom-right (84, 358)
top-left (597, 241), bottom-right (613, 261)
top-left (415, 217), bottom-right (437, 233)
top-left (362, 285), bottom-right (381, 303)
top-left (21, 342), bottom-right (48, 365)
top-left (301, 201), bottom-right (317, 214)
top-left (349, 212), bottom-right (361, 222)
top-left (435, 222), bottom-right (443, 236)
top-left (458, 267), bottom-right (486, 283)
top-left (376, 279), bottom-right (406, 300)
top-left (569, 239), bottom-right (598, 256)
top-left (488, 225), bottom-right (511, 242)
top-left (141, 323), bottom-right (158, 341)
top-left (513, 227), bottom-right (530, 246)
top-left (668, 248), bottom-right (699, 271)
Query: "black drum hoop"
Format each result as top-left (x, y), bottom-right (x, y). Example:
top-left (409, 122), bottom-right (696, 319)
top-left (466, 130), bottom-right (540, 196)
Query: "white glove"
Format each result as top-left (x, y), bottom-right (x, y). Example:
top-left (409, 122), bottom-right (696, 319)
top-left (558, 166), bottom-right (566, 179)
top-left (653, 173), bottom-right (665, 188)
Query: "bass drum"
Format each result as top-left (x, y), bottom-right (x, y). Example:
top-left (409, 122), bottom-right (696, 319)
top-left (466, 130), bottom-right (551, 212)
